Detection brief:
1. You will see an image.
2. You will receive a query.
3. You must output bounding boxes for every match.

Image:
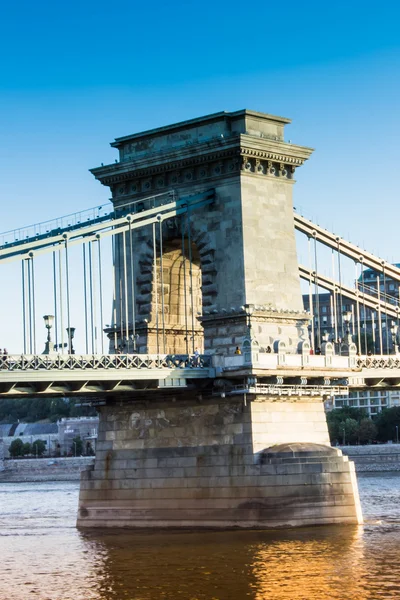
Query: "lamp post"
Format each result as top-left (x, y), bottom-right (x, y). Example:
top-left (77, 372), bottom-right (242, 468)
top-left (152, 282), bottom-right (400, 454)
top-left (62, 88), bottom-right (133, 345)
top-left (243, 304), bottom-right (255, 338)
top-left (66, 327), bottom-right (75, 354)
top-left (343, 311), bottom-right (352, 345)
top-left (390, 321), bottom-right (398, 355)
top-left (43, 315), bottom-right (55, 354)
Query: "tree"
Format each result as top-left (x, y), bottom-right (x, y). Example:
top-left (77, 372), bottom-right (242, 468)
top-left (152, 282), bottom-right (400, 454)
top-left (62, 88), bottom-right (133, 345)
top-left (9, 438), bottom-right (24, 458)
top-left (31, 439), bottom-right (46, 457)
top-left (85, 441), bottom-right (95, 456)
top-left (22, 442), bottom-right (32, 456)
top-left (375, 407), bottom-right (400, 442)
top-left (339, 418), bottom-right (359, 445)
top-left (71, 436), bottom-right (83, 456)
top-left (327, 407), bottom-right (368, 444)
top-left (357, 419), bottom-right (378, 444)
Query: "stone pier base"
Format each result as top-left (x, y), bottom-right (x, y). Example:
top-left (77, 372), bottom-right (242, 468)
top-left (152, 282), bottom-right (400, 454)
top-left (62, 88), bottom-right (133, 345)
top-left (77, 395), bottom-right (363, 528)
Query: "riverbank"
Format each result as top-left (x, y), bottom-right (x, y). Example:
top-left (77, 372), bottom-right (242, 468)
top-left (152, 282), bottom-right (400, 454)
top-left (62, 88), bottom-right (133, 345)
top-left (341, 444), bottom-right (400, 472)
top-left (0, 456), bottom-right (93, 482)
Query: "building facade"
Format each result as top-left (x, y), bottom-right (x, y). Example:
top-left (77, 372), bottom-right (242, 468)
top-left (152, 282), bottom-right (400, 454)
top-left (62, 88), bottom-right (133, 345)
top-left (303, 264), bottom-right (400, 355)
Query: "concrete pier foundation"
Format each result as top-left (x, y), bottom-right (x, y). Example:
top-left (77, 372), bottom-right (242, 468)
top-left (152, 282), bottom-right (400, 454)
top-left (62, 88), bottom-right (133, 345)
top-left (78, 395), bottom-right (362, 528)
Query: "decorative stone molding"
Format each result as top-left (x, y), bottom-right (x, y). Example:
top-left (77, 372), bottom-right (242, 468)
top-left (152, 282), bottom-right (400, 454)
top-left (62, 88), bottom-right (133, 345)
top-left (93, 143), bottom-right (303, 199)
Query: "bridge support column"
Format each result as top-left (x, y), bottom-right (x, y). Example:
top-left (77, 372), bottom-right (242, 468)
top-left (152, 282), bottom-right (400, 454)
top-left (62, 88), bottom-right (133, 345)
top-left (78, 394), bottom-right (362, 529)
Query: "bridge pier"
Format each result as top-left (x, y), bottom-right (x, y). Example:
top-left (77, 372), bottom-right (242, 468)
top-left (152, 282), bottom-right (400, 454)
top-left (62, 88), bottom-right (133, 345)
top-left (77, 393), bottom-right (362, 529)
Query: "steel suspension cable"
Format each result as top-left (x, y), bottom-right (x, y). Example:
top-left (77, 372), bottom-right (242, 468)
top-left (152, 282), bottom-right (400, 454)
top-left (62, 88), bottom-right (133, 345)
top-left (181, 214), bottom-right (189, 355)
top-left (331, 249), bottom-right (338, 343)
top-left (377, 274), bottom-right (383, 354)
top-left (97, 235), bottom-right (104, 354)
top-left (58, 249), bottom-right (65, 354)
top-left (122, 231), bottom-right (129, 352)
top-left (111, 235), bottom-right (118, 352)
top-left (307, 238), bottom-right (314, 350)
top-left (313, 234), bottom-right (321, 348)
top-left (64, 238), bottom-right (71, 353)
top-left (152, 222), bottom-right (159, 355)
top-left (88, 242), bottom-right (95, 353)
top-left (360, 259), bottom-right (368, 353)
top-left (117, 234), bottom-right (124, 348)
top-left (355, 261), bottom-right (361, 352)
top-left (52, 252), bottom-right (59, 352)
top-left (128, 221), bottom-right (136, 351)
top-left (187, 210), bottom-right (195, 354)
top-left (30, 256), bottom-right (37, 354)
top-left (27, 257), bottom-right (33, 353)
top-left (91, 240), bottom-right (99, 354)
top-left (337, 241), bottom-right (344, 339)
top-left (21, 260), bottom-right (27, 354)
top-left (383, 266), bottom-right (389, 353)
top-left (82, 244), bottom-right (89, 354)
top-left (158, 217), bottom-right (166, 353)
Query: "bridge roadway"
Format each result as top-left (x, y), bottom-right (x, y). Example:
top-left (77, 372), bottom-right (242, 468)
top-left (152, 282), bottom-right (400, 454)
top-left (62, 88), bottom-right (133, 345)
top-left (0, 352), bottom-right (399, 397)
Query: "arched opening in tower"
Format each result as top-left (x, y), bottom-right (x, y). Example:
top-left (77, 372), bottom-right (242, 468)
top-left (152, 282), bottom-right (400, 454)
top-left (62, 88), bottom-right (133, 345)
top-left (151, 240), bottom-right (203, 355)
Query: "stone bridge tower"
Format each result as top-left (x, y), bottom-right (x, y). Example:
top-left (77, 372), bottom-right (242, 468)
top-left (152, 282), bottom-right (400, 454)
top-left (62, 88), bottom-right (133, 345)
top-left (79, 110), bottom-right (362, 530)
top-left (91, 110), bottom-right (313, 355)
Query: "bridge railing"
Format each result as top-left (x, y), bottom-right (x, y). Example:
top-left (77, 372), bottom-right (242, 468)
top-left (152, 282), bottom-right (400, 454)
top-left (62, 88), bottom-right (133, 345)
top-left (0, 353), bottom-right (212, 372)
top-left (357, 356), bottom-right (400, 369)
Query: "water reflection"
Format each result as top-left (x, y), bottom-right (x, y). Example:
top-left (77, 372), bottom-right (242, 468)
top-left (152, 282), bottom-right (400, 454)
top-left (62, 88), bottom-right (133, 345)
top-left (79, 524), bottom-right (394, 600)
top-left (1, 479), bottom-right (400, 600)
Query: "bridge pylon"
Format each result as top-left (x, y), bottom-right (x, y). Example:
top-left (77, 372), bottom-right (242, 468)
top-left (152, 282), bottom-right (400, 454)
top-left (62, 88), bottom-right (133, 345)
top-left (77, 110), bottom-right (363, 529)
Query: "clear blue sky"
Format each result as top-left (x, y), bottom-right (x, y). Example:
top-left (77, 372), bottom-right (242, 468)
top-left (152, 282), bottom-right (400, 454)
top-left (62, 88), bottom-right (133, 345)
top-left (1, 0), bottom-right (400, 350)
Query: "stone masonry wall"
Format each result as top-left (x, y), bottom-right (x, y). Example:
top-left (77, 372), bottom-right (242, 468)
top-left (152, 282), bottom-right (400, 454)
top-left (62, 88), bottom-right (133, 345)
top-left (0, 456), bottom-right (93, 482)
top-left (78, 395), bottom-right (362, 528)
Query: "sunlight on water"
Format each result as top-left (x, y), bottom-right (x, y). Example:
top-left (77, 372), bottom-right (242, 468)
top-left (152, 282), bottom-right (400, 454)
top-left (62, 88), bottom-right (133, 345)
top-left (0, 476), bottom-right (400, 600)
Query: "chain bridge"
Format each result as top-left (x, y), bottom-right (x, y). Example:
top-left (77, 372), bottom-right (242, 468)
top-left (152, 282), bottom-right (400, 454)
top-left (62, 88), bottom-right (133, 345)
top-left (2, 109), bottom-right (395, 530)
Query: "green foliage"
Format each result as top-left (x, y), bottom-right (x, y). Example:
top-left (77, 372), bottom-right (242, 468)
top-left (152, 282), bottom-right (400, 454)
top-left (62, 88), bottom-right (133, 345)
top-left (0, 397), bottom-right (96, 424)
top-left (9, 438), bottom-right (24, 457)
top-left (341, 418), bottom-right (359, 445)
top-left (374, 407), bottom-right (400, 443)
top-left (358, 419), bottom-right (378, 444)
top-left (22, 442), bottom-right (31, 456)
top-left (71, 436), bottom-right (83, 456)
top-left (31, 439), bottom-right (47, 457)
top-left (327, 407), bottom-right (374, 445)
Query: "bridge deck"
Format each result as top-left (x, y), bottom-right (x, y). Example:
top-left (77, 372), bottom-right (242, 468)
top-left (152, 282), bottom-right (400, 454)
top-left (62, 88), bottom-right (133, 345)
top-left (0, 352), bottom-right (399, 397)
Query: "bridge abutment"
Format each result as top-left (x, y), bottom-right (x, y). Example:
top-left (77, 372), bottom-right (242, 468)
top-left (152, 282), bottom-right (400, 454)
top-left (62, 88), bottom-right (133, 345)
top-left (77, 394), bottom-right (362, 528)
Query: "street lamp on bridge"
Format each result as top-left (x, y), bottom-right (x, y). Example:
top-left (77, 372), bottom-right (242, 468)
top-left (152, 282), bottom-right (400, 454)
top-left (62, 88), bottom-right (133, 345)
top-left (390, 321), bottom-right (398, 355)
top-left (343, 311), bottom-right (353, 345)
top-left (66, 327), bottom-right (75, 354)
top-left (42, 315), bottom-right (55, 354)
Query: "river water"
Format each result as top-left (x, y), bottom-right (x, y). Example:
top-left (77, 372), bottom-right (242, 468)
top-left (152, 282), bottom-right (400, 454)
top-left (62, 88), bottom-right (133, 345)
top-left (1, 475), bottom-right (400, 600)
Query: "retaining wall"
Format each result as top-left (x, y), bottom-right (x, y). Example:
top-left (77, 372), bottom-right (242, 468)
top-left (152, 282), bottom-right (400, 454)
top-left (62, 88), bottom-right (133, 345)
top-left (0, 456), bottom-right (94, 482)
top-left (341, 444), bottom-right (400, 472)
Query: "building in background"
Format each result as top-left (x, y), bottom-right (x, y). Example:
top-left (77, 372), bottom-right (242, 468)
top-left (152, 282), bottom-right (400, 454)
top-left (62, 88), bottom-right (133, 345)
top-left (0, 417), bottom-right (98, 458)
top-left (333, 389), bottom-right (400, 417)
top-left (303, 264), bottom-right (400, 354)
top-left (304, 265), bottom-right (400, 415)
